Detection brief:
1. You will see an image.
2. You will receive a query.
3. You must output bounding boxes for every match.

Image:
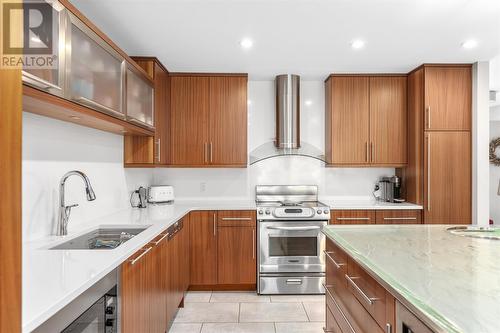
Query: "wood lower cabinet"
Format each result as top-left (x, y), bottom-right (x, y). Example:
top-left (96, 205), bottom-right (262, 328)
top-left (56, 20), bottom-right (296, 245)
top-left (424, 132), bottom-right (471, 224)
top-left (331, 210), bottom-right (376, 224)
top-left (189, 211), bottom-right (218, 286)
top-left (376, 210), bottom-right (422, 224)
top-left (170, 74), bottom-right (248, 167)
top-left (325, 75), bottom-right (407, 167)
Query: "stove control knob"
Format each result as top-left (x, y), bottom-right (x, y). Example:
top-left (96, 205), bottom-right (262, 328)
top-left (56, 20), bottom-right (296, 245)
top-left (258, 209), bottom-right (264, 215)
top-left (323, 209), bottom-right (329, 214)
top-left (317, 210), bottom-right (322, 214)
top-left (265, 209), bottom-right (271, 215)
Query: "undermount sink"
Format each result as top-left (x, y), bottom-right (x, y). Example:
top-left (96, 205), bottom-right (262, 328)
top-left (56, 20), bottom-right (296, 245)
top-left (50, 226), bottom-right (150, 250)
top-left (447, 226), bottom-right (500, 240)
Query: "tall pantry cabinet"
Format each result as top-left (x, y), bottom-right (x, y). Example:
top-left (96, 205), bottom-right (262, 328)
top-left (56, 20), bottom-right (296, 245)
top-left (405, 65), bottom-right (472, 224)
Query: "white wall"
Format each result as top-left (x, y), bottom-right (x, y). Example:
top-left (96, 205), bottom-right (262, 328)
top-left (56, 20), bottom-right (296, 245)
top-left (490, 122), bottom-right (500, 223)
top-left (23, 113), bottom-right (153, 241)
top-left (154, 80), bottom-right (394, 200)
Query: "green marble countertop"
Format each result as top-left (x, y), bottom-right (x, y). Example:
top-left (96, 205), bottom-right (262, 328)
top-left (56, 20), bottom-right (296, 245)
top-left (323, 224), bottom-right (500, 333)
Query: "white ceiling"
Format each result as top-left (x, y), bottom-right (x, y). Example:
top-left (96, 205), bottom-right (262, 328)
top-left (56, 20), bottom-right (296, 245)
top-left (71, 0), bottom-right (500, 80)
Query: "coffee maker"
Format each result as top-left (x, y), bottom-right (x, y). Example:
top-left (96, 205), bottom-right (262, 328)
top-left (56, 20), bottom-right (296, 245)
top-left (376, 176), bottom-right (404, 203)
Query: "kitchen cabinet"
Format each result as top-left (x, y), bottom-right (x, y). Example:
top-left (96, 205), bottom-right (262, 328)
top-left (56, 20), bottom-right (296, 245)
top-left (189, 211), bottom-right (218, 286)
top-left (170, 74), bottom-right (248, 167)
top-left (217, 211), bottom-right (256, 285)
top-left (125, 57), bottom-right (170, 166)
top-left (325, 75), bottom-right (407, 167)
top-left (424, 132), bottom-right (471, 224)
top-left (126, 66), bottom-right (154, 129)
top-left (331, 210), bottom-right (376, 224)
top-left (376, 210), bottom-right (422, 224)
top-left (22, 1), bottom-right (66, 98)
top-left (67, 12), bottom-right (125, 119)
top-left (424, 66), bottom-right (472, 131)
top-left (404, 64), bottom-right (472, 224)
top-left (121, 238), bottom-right (165, 333)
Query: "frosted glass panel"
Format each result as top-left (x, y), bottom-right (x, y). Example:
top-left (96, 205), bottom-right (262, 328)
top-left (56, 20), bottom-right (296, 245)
top-left (70, 23), bottom-right (123, 115)
top-left (126, 68), bottom-right (154, 127)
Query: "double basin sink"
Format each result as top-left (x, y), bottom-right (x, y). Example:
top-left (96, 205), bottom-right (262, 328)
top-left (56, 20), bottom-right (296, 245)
top-left (50, 226), bottom-right (149, 250)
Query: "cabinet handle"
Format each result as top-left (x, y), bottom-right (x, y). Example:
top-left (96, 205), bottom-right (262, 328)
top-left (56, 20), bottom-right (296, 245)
top-left (386, 323), bottom-right (392, 333)
top-left (365, 142), bottom-right (368, 162)
top-left (210, 142), bottom-right (213, 163)
top-left (323, 284), bottom-right (356, 333)
top-left (74, 96), bottom-right (126, 119)
top-left (426, 106), bottom-right (431, 129)
top-left (203, 143), bottom-right (207, 163)
top-left (383, 217), bottom-right (417, 221)
top-left (252, 228), bottom-right (256, 260)
top-left (152, 232), bottom-right (169, 245)
top-left (371, 142), bottom-right (375, 162)
top-left (324, 250), bottom-right (346, 269)
top-left (427, 134), bottom-right (431, 212)
top-left (155, 138), bottom-right (161, 163)
top-left (129, 246), bottom-right (152, 265)
top-left (221, 217), bottom-right (253, 221)
top-left (345, 274), bottom-right (380, 306)
top-left (336, 217), bottom-right (370, 221)
top-left (213, 213), bottom-right (216, 236)
top-left (22, 71), bottom-right (62, 91)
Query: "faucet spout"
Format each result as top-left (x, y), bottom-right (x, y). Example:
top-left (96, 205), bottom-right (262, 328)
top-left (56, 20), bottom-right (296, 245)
top-left (57, 171), bottom-right (96, 236)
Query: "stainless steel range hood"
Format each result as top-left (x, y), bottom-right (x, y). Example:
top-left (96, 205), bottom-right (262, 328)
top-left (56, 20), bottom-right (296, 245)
top-left (249, 74), bottom-right (325, 164)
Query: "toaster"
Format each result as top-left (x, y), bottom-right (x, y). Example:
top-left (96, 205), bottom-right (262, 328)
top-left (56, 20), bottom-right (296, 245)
top-left (148, 185), bottom-right (174, 203)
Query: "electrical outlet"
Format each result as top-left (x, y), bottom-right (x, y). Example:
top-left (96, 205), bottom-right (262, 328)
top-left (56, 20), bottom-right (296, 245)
top-left (200, 182), bottom-right (206, 193)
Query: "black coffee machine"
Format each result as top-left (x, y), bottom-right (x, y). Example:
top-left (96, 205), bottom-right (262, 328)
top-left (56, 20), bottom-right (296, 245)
top-left (377, 176), bottom-right (404, 203)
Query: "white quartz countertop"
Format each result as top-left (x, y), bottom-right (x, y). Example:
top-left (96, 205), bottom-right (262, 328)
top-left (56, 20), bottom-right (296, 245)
top-left (322, 225), bottom-right (500, 333)
top-left (23, 200), bottom-right (255, 333)
top-left (23, 198), bottom-right (422, 332)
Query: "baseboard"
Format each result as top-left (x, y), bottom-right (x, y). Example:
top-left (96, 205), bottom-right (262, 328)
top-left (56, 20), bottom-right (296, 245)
top-left (188, 284), bottom-right (256, 291)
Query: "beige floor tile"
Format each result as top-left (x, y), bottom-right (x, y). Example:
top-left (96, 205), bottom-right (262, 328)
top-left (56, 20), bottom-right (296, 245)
top-left (239, 302), bottom-right (308, 322)
top-left (275, 322), bottom-right (325, 333)
top-left (201, 323), bottom-right (275, 333)
top-left (174, 303), bottom-right (239, 323)
top-left (168, 323), bottom-right (202, 333)
top-left (210, 292), bottom-right (270, 303)
top-left (303, 302), bottom-right (326, 322)
top-left (270, 295), bottom-right (325, 303)
top-left (184, 291), bottom-right (212, 303)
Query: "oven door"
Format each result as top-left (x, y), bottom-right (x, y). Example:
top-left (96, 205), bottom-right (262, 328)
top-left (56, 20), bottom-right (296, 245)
top-left (259, 220), bottom-right (326, 273)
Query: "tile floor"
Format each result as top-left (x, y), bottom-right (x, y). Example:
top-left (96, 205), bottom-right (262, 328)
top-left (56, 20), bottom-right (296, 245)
top-left (169, 291), bottom-right (325, 333)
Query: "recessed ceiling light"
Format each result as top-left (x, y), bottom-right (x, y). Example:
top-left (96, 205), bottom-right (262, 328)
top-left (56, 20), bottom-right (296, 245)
top-left (305, 100), bottom-right (313, 106)
top-left (351, 39), bottom-right (365, 50)
top-left (240, 38), bottom-right (253, 49)
top-left (461, 40), bottom-right (478, 49)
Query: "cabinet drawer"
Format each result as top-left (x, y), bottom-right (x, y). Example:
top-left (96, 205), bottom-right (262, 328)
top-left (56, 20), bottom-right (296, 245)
top-left (217, 210), bottom-right (256, 227)
top-left (325, 303), bottom-right (344, 333)
top-left (331, 210), bottom-right (376, 224)
top-left (325, 239), bottom-right (348, 287)
top-left (346, 258), bottom-right (388, 330)
top-left (376, 210), bottom-right (421, 224)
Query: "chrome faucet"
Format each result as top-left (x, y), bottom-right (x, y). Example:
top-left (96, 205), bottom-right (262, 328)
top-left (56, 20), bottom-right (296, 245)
top-left (57, 171), bottom-right (96, 236)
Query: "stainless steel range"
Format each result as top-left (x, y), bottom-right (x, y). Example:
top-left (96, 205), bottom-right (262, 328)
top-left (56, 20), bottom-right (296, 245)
top-left (256, 185), bottom-right (329, 295)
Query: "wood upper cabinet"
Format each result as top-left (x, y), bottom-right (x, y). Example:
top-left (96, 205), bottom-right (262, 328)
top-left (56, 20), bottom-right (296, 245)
top-left (189, 211), bottom-right (218, 286)
top-left (170, 74), bottom-right (248, 167)
top-left (170, 76), bottom-right (210, 166)
top-left (217, 211), bottom-right (256, 285)
top-left (124, 57), bottom-right (170, 166)
top-left (370, 76), bottom-right (407, 165)
top-left (424, 131), bottom-right (471, 224)
top-left (209, 76), bottom-right (248, 166)
top-left (325, 75), bottom-right (407, 167)
top-left (424, 66), bottom-right (472, 131)
top-left (326, 76), bottom-right (370, 165)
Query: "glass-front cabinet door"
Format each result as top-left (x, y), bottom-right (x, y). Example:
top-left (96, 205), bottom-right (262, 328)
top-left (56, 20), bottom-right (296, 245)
top-left (22, 1), bottom-right (66, 97)
top-left (126, 66), bottom-right (154, 129)
top-left (67, 13), bottom-right (125, 119)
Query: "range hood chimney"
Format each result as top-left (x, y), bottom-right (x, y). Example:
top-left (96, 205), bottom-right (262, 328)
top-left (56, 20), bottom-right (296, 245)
top-left (249, 74), bottom-right (325, 164)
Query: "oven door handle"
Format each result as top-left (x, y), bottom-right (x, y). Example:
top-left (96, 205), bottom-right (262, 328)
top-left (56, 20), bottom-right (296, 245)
top-left (266, 226), bottom-right (321, 231)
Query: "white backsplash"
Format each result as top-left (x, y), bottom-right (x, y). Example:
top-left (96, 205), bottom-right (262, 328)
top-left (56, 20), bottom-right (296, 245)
top-left (22, 113), bottom-right (153, 241)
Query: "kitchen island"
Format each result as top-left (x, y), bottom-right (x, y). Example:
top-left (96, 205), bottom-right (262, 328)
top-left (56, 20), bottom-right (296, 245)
top-left (322, 224), bottom-right (500, 333)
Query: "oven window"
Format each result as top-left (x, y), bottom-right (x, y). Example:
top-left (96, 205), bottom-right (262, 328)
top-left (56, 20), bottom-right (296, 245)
top-left (269, 236), bottom-right (317, 256)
